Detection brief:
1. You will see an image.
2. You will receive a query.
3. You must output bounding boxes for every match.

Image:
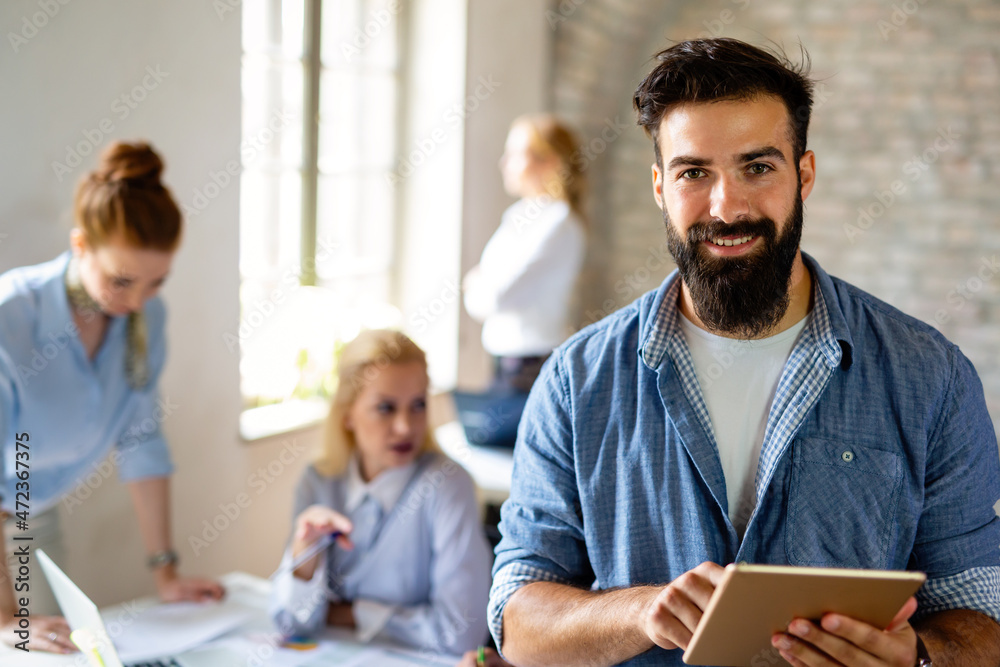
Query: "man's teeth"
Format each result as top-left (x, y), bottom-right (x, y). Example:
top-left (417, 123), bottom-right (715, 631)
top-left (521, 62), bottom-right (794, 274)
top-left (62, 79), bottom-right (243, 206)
top-left (711, 235), bottom-right (754, 247)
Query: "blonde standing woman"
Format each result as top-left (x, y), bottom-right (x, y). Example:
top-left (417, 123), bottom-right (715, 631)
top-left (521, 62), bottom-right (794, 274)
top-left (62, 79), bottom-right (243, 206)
top-left (270, 330), bottom-right (492, 655)
top-left (0, 141), bottom-right (223, 654)
top-left (463, 114), bottom-right (587, 394)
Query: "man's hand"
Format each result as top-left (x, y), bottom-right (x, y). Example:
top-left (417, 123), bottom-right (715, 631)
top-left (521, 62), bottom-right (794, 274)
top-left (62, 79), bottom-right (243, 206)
top-left (156, 574), bottom-right (225, 603)
top-left (1, 615), bottom-right (75, 653)
top-left (772, 596), bottom-right (919, 666)
top-left (643, 561), bottom-right (726, 650)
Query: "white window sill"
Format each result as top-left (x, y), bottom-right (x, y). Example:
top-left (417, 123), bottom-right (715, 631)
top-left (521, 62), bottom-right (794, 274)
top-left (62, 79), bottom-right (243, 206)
top-left (239, 398), bottom-right (328, 442)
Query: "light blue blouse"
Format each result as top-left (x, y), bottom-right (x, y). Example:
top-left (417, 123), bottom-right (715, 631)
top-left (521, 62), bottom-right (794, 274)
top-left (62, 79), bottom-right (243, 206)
top-left (0, 252), bottom-right (174, 513)
top-left (269, 452), bottom-right (493, 656)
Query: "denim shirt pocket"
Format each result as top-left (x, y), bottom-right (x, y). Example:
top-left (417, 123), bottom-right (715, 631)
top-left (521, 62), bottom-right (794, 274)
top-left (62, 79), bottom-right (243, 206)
top-left (785, 437), bottom-right (903, 569)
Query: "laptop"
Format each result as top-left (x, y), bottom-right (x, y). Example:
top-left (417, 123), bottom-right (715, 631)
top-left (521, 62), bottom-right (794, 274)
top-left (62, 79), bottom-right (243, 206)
top-left (452, 390), bottom-right (529, 449)
top-left (36, 549), bottom-right (245, 667)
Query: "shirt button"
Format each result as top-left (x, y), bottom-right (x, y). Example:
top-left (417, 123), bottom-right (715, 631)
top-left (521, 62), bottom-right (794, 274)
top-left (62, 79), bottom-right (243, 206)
top-left (841, 450), bottom-right (855, 463)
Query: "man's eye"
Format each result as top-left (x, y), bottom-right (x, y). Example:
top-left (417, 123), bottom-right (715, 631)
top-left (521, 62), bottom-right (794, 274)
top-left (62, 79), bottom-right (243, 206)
top-left (748, 163), bottom-right (771, 175)
top-left (681, 169), bottom-right (706, 179)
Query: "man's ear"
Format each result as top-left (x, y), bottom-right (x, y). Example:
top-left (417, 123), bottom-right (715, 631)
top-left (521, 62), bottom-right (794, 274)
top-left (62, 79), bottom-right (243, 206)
top-left (652, 162), bottom-right (665, 209)
top-left (798, 150), bottom-right (816, 201)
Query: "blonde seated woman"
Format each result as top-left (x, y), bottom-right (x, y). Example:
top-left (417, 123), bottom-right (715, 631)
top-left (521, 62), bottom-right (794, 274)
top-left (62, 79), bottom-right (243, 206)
top-left (269, 330), bottom-right (492, 655)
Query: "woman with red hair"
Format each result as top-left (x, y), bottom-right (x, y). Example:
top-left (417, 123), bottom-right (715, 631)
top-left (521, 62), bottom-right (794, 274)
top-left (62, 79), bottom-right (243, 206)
top-left (0, 141), bottom-right (223, 653)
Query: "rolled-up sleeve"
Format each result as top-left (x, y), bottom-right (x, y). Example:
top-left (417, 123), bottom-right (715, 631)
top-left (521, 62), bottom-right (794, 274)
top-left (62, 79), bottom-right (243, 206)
top-left (269, 467), bottom-right (336, 636)
top-left (910, 350), bottom-right (1000, 620)
top-left (269, 544), bottom-right (333, 636)
top-left (488, 353), bottom-right (590, 653)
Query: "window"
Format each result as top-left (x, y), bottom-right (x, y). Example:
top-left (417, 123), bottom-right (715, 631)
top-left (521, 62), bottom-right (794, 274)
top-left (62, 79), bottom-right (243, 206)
top-left (238, 0), bottom-right (405, 437)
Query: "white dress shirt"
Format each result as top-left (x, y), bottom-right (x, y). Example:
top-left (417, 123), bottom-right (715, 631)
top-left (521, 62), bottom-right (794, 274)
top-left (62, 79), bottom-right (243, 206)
top-left (464, 197), bottom-right (585, 357)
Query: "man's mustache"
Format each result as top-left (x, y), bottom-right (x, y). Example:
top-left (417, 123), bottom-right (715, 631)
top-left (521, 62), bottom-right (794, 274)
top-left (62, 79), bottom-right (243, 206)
top-left (686, 218), bottom-right (776, 243)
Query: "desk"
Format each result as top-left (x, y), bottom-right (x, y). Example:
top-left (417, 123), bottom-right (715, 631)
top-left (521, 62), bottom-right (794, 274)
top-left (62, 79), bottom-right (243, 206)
top-left (435, 421), bottom-right (514, 506)
top-left (4, 572), bottom-right (460, 666)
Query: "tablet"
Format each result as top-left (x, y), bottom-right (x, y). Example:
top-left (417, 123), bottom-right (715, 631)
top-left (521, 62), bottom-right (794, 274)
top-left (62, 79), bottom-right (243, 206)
top-left (682, 563), bottom-right (926, 666)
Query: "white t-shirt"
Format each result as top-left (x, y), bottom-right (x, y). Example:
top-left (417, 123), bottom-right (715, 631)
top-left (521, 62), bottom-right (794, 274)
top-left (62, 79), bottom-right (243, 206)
top-left (678, 312), bottom-right (808, 538)
top-left (464, 197), bottom-right (585, 357)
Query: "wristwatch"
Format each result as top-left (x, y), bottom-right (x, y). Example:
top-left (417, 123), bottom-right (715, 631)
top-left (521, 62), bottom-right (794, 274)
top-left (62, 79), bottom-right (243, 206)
top-left (915, 636), bottom-right (932, 667)
top-left (147, 549), bottom-right (179, 570)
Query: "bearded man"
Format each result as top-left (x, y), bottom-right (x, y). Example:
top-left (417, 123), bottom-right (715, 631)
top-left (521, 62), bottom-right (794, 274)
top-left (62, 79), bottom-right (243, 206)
top-left (486, 38), bottom-right (1000, 666)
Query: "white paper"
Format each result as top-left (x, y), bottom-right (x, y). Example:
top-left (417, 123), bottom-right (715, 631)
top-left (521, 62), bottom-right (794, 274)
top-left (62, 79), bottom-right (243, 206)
top-left (109, 599), bottom-right (254, 662)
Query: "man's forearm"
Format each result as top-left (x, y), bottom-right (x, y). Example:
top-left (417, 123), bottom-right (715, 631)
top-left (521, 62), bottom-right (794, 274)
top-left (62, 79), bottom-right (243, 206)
top-left (914, 608), bottom-right (1000, 664)
top-left (501, 581), bottom-right (658, 667)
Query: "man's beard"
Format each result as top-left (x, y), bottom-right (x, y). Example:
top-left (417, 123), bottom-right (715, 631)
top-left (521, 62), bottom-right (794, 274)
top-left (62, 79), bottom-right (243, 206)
top-left (663, 194), bottom-right (803, 339)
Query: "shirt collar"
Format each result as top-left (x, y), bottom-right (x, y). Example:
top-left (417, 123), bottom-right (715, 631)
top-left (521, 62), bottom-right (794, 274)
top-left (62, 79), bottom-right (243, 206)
top-left (37, 252), bottom-right (75, 340)
top-left (344, 455), bottom-right (419, 515)
top-left (639, 252), bottom-right (853, 371)
top-left (38, 251), bottom-right (129, 349)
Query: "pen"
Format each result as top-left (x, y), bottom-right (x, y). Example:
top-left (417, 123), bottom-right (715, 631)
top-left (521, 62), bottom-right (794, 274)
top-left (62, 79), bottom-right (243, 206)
top-left (269, 531), bottom-right (341, 580)
top-left (477, 645), bottom-right (486, 667)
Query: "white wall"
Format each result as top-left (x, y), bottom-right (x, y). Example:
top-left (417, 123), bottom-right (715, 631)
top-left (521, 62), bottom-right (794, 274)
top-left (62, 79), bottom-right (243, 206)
top-left (0, 0), bottom-right (320, 606)
top-left (456, 0), bottom-right (553, 389)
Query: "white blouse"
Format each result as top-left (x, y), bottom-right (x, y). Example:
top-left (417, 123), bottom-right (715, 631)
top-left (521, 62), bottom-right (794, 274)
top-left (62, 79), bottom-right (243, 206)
top-left (464, 197), bottom-right (585, 357)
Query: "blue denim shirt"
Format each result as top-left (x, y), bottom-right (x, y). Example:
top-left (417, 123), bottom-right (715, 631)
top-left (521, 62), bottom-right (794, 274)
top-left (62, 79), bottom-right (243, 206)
top-left (489, 254), bottom-right (1000, 666)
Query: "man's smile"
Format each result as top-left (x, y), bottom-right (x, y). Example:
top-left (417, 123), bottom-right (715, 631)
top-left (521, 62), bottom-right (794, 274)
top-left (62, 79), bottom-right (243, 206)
top-left (701, 234), bottom-right (760, 256)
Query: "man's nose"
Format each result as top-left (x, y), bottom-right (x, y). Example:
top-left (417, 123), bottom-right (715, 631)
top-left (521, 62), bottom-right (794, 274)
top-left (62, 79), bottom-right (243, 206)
top-left (708, 175), bottom-right (751, 224)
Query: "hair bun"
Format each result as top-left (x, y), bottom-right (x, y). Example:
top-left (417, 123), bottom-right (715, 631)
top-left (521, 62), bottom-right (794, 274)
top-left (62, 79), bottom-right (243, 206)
top-left (93, 140), bottom-right (164, 187)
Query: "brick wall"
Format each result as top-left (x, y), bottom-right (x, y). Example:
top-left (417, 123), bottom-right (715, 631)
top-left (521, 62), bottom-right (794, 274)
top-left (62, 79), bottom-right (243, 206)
top-left (551, 0), bottom-right (1000, 434)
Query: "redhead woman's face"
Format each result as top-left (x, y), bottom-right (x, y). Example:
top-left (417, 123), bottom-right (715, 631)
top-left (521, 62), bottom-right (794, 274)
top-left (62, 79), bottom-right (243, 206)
top-left (71, 230), bottom-right (174, 317)
top-left (345, 361), bottom-right (429, 482)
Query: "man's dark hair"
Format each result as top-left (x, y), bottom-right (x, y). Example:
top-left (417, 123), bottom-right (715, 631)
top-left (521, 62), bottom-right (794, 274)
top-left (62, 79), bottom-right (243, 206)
top-left (633, 38), bottom-right (814, 167)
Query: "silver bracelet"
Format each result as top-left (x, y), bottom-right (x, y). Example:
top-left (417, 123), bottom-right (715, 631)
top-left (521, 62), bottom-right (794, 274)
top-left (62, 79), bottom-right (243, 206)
top-left (147, 549), bottom-right (179, 570)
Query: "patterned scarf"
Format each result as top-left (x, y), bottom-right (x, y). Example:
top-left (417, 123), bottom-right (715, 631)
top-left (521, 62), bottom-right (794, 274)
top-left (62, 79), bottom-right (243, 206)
top-left (64, 256), bottom-right (150, 390)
